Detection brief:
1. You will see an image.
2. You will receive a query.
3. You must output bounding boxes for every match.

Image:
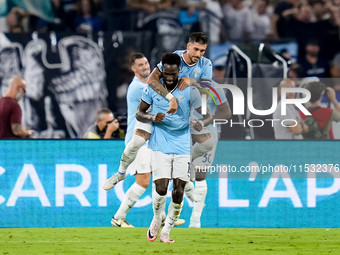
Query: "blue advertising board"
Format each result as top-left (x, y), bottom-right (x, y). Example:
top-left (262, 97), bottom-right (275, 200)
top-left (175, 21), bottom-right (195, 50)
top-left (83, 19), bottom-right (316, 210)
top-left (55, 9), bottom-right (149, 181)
top-left (0, 140), bottom-right (339, 228)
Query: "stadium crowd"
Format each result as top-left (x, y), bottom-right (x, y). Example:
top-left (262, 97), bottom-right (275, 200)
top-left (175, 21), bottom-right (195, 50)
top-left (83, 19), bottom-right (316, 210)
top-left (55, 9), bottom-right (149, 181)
top-left (2, 0), bottom-right (340, 79)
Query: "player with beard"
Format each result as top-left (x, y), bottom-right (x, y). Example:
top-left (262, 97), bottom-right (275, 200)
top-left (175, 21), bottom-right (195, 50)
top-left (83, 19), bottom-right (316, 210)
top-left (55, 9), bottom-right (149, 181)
top-left (137, 53), bottom-right (212, 242)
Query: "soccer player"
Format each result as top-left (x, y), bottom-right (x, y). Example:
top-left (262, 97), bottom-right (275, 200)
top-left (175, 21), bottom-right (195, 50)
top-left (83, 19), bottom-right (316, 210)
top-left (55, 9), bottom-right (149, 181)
top-left (150, 32), bottom-right (217, 169)
top-left (189, 80), bottom-right (231, 228)
top-left (137, 53), bottom-right (212, 243)
top-left (103, 33), bottom-right (226, 228)
top-left (104, 53), bottom-right (152, 227)
top-left (104, 32), bottom-right (215, 189)
top-left (151, 32), bottom-right (231, 227)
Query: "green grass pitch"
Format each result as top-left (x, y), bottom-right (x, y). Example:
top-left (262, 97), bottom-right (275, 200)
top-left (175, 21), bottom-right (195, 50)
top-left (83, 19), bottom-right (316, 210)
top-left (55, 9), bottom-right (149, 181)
top-left (0, 228), bottom-right (339, 254)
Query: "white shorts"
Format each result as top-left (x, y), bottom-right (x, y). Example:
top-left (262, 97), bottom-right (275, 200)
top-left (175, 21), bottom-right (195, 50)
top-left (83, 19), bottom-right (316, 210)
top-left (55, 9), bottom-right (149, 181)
top-left (151, 151), bottom-right (190, 182)
top-left (192, 140), bottom-right (217, 168)
top-left (127, 145), bottom-right (152, 175)
top-left (134, 120), bottom-right (153, 134)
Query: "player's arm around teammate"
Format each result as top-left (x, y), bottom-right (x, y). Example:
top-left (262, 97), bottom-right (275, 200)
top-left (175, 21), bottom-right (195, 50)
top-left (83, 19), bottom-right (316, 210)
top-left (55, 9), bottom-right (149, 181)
top-left (148, 67), bottom-right (178, 114)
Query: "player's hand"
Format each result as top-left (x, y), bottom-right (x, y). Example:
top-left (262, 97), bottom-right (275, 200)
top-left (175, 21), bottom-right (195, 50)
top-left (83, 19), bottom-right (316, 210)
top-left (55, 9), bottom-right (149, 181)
top-left (167, 97), bottom-right (178, 114)
top-left (190, 120), bottom-right (203, 132)
top-left (178, 77), bottom-right (197, 91)
top-left (152, 112), bottom-right (165, 123)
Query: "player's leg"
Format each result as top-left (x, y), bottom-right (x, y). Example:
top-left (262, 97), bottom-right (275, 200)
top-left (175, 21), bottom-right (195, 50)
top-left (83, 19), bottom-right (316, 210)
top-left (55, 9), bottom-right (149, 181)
top-left (118, 128), bottom-right (151, 174)
top-left (184, 180), bottom-right (195, 202)
top-left (189, 170), bottom-right (208, 228)
top-left (111, 146), bottom-right (152, 227)
top-left (160, 154), bottom-right (189, 243)
top-left (147, 151), bottom-right (171, 242)
top-left (189, 130), bottom-right (217, 228)
top-left (112, 173), bottom-right (150, 227)
top-left (103, 121), bottom-right (152, 190)
top-left (185, 133), bottom-right (214, 199)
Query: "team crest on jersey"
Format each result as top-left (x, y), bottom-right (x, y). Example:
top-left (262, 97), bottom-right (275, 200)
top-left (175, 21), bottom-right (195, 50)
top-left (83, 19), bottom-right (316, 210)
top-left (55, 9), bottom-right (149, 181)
top-left (193, 70), bottom-right (200, 79)
top-left (175, 96), bottom-right (184, 103)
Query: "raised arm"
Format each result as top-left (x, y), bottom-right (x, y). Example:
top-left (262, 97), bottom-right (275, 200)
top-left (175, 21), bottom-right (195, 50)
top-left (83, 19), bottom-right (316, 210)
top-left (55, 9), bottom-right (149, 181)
top-left (148, 67), bottom-right (178, 114)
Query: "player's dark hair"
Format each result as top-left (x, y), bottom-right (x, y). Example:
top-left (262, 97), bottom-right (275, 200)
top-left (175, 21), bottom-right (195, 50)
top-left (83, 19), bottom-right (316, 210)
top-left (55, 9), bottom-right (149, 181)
top-left (188, 32), bottom-right (208, 45)
top-left (96, 108), bottom-right (113, 121)
top-left (306, 81), bottom-right (326, 103)
top-left (130, 53), bottom-right (145, 66)
top-left (161, 52), bottom-right (181, 67)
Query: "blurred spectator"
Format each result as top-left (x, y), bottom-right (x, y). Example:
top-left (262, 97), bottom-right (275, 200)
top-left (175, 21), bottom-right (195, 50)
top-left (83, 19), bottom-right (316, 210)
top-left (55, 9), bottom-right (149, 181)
top-left (249, 0), bottom-right (272, 42)
top-left (176, 0), bottom-right (205, 31)
top-left (102, 0), bottom-right (127, 31)
top-left (288, 62), bottom-right (305, 82)
top-left (328, 0), bottom-right (340, 25)
top-left (309, 0), bottom-right (328, 22)
top-left (329, 53), bottom-right (340, 90)
top-left (127, 0), bottom-right (173, 30)
top-left (213, 65), bottom-right (226, 83)
top-left (128, 0), bottom-right (172, 13)
top-left (0, 77), bottom-right (34, 139)
top-left (93, 0), bottom-right (103, 13)
top-left (271, 0), bottom-right (301, 40)
top-left (298, 39), bottom-right (328, 78)
top-left (83, 108), bottom-right (122, 139)
top-left (300, 81), bottom-right (340, 139)
top-left (273, 78), bottom-right (308, 139)
top-left (4, 0), bottom-right (63, 33)
top-left (283, 2), bottom-right (340, 61)
top-left (330, 53), bottom-right (340, 77)
top-left (283, 4), bottom-right (313, 40)
top-left (46, 0), bottom-right (71, 32)
top-left (27, 15), bottom-right (49, 34)
top-left (279, 49), bottom-right (293, 62)
top-left (6, 6), bottom-right (29, 33)
top-left (222, 0), bottom-right (252, 42)
top-left (199, 0), bottom-right (224, 43)
top-left (74, 0), bottom-right (102, 33)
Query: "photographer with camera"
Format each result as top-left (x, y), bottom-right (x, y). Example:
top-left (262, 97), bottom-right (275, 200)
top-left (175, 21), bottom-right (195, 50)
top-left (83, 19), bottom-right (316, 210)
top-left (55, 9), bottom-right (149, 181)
top-left (83, 108), bottom-right (121, 139)
top-left (300, 81), bottom-right (340, 139)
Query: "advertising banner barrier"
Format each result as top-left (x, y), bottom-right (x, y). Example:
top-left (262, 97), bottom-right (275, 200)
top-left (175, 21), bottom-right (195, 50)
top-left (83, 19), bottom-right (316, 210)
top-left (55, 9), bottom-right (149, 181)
top-left (0, 140), bottom-right (339, 228)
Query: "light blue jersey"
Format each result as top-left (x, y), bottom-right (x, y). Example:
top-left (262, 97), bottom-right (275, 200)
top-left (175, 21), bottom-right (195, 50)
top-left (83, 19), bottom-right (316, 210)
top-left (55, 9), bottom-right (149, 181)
top-left (125, 77), bottom-right (147, 145)
top-left (157, 50), bottom-right (212, 82)
top-left (142, 85), bottom-right (202, 155)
